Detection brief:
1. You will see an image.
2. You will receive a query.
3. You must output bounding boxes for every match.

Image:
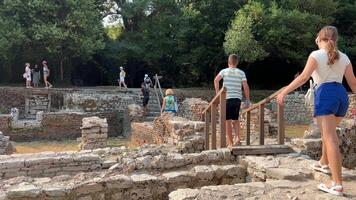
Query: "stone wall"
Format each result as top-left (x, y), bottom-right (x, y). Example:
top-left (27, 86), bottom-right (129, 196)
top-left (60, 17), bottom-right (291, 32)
top-left (130, 113), bottom-right (206, 153)
top-left (240, 108), bottom-right (278, 140)
top-left (291, 120), bottom-right (356, 168)
top-left (64, 91), bottom-right (142, 112)
top-left (0, 151), bottom-right (103, 179)
top-left (79, 117), bottom-right (108, 150)
top-left (346, 94), bottom-right (356, 119)
top-left (0, 148), bottom-right (245, 200)
top-left (268, 92), bottom-right (313, 125)
top-left (0, 115), bottom-right (11, 135)
top-left (179, 98), bottom-right (209, 121)
top-left (131, 123), bottom-right (160, 146)
top-left (25, 93), bottom-right (51, 119)
top-left (0, 131), bottom-right (14, 155)
top-left (1, 111), bottom-right (124, 141)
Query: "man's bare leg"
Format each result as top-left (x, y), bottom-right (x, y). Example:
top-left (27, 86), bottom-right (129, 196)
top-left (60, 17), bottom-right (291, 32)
top-left (226, 120), bottom-right (234, 148)
top-left (232, 120), bottom-right (241, 145)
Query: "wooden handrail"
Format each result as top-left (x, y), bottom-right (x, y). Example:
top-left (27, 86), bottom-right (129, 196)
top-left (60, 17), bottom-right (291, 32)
top-left (241, 87), bottom-right (285, 114)
top-left (203, 87), bottom-right (227, 150)
top-left (202, 87), bottom-right (227, 114)
top-left (154, 74), bottom-right (164, 109)
top-left (242, 87), bottom-right (286, 146)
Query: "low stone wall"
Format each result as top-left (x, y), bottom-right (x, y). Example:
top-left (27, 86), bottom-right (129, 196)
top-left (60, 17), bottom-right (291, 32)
top-left (268, 92), bottom-right (313, 125)
top-left (130, 122), bottom-right (158, 146)
top-left (0, 148), bottom-right (245, 200)
top-left (0, 131), bottom-right (14, 155)
top-left (0, 151), bottom-right (103, 179)
top-left (130, 114), bottom-right (206, 153)
top-left (64, 91), bottom-right (142, 112)
top-left (178, 98), bottom-right (209, 121)
top-left (0, 114), bottom-right (11, 134)
top-left (110, 148), bottom-right (233, 174)
top-left (25, 93), bottom-right (51, 119)
top-left (291, 120), bottom-right (356, 168)
top-left (1, 111), bottom-right (124, 141)
top-left (240, 108), bottom-right (278, 140)
top-left (79, 117), bottom-right (108, 150)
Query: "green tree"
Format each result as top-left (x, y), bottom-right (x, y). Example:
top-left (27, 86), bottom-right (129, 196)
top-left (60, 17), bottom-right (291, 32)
top-left (224, 0), bottom-right (336, 65)
top-left (0, 0), bottom-right (105, 82)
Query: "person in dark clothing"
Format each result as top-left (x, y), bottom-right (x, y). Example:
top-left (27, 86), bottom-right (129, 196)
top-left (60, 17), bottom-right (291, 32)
top-left (32, 64), bottom-right (41, 87)
top-left (141, 82), bottom-right (150, 114)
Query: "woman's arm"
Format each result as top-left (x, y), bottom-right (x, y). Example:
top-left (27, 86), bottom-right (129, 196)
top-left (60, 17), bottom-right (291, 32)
top-left (277, 56), bottom-right (317, 105)
top-left (344, 63), bottom-right (356, 93)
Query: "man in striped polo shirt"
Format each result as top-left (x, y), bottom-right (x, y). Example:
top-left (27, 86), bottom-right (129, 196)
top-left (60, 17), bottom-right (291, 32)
top-left (214, 54), bottom-right (251, 148)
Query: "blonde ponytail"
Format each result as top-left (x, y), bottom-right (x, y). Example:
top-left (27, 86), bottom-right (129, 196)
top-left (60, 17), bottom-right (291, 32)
top-left (326, 39), bottom-right (339, 65)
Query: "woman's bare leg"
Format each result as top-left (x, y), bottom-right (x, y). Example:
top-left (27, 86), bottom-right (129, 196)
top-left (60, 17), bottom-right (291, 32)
top-left (318, 115), bottom-right (343, 186)
top-left (318, 117), bottom-right (343, 165)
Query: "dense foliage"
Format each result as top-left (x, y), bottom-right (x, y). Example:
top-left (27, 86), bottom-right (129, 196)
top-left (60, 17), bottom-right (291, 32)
top-left (0, 0), bottom-right (355, 88)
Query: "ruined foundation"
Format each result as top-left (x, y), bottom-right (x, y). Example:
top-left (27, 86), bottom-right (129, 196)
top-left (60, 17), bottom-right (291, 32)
top-left (79, 117), bottom-right (108, 150)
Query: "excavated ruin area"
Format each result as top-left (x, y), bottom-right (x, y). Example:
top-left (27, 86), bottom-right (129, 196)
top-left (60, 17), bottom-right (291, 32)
top-left (1, 143), bottom-right (356, 200)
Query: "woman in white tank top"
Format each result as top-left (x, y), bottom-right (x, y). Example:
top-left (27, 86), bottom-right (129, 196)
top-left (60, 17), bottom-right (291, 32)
top-left (277, 26), bottom-right (356, 196)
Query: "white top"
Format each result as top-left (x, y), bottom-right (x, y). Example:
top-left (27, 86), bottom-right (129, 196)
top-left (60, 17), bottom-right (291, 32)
top-left (218, 68), bottom-right (247, 100)
top-left (310, 49), bottom-right (351, 85)
top-left (25, 66), bottom-right (31, 76)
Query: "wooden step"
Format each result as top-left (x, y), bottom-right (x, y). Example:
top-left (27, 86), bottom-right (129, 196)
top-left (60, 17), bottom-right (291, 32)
top-left (231, 144), bottom-right (293, 156)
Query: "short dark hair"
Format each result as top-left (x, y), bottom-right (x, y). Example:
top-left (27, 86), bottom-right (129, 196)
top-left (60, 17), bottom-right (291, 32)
top-left (228, 54), bottom-right (240, 65)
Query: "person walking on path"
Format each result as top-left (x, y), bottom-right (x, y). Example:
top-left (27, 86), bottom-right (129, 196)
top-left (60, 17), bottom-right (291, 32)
top-left (214, 54), bottom-right (251, 148)
top-left (141, 74), bottom-right (153, 114)
top-left (161, 89), bottom-right (178, 114)
top-left (32, 64), bottom-right (41, 87)
top-left (42, 60), bottom-right (53, 88)
top-left (118, 67), bottom-right (127, 89)
top-left (23, 63), bottom-right (32, 88)
top-left (277, 26), bottom-right (356, 196)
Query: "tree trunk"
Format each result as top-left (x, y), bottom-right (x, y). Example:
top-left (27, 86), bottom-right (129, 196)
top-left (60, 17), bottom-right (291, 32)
top-left (60, 58), bottom-right (64, 81)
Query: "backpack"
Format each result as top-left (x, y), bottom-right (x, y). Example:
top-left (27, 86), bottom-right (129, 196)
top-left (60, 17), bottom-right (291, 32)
top-left (174, 96), bottom-right (178, 113)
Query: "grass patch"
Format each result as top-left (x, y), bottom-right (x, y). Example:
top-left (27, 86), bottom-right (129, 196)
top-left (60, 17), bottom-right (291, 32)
top-left (285, 125), bottom-right (309, 138)
top-left (14, 138), bottom-right (128, 154)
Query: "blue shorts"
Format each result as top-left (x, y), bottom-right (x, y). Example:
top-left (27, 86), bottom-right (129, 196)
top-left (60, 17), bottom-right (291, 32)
top-left (314, 82), bottom-right (349, 117)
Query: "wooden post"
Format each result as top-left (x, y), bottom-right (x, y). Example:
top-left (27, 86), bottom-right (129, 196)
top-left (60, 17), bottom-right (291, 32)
top-left (219, 90), bottom-right (226, 148)
top-left (204, 111), bottom-right (211, 150)
top-left (246, 111), bottom-right (251, 145)
top-left (277, 104), bottom-right (285, 145)
top-left (259, 104), bottom-right (265, 145)
top-left (211, 104), bottom-right (217, 149)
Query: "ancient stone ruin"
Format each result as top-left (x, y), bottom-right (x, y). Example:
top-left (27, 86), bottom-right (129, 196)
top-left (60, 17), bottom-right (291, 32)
top-left (0, 131), bottom-right (14, 155)
top-left (1, 88), bottom-right (356, 200)
top-left (79, 117), bottom-right (108, 150)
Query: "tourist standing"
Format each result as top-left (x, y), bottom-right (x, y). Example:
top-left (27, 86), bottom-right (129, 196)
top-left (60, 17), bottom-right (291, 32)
top-left (23, 63), bottom-right (32, 88)
top-left (118, 67), bottom-right (127, 89)
top-left (32, 64), bottom-right (41, 87)
top-left (141, 74), bottom-right (153, 114)
top-left (214, 54), bottom-right (251, 148)
top-left (277, 26), bottom-right (356, 196)
top-left (161, 89), bottom-right (178, 114)
top-left (42, 60), bottom-right (53, 88)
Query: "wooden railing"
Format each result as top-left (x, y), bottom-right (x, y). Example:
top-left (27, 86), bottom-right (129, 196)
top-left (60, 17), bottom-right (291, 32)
top-left (241, 87), bottom-right (286, 145)
top-left (153, 74), bottom-right (164, 108)
top-left (202, 87), bottom-right (286, 150)
top-left (202, 87), bottom-right (227, 149)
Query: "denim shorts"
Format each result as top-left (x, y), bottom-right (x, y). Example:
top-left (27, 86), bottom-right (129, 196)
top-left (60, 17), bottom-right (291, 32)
top-left (314, 82), bottom-right (349, 117)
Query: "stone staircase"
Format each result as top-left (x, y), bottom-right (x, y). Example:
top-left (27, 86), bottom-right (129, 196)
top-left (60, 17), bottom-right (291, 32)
top-left (144, 89), bottom-right (161, 122)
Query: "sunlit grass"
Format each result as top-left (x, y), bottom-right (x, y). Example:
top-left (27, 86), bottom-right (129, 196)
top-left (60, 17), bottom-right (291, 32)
top-left (14, 138), bottom-right (128, 154)
top-left (285, 125), bottom-right (309, 138)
